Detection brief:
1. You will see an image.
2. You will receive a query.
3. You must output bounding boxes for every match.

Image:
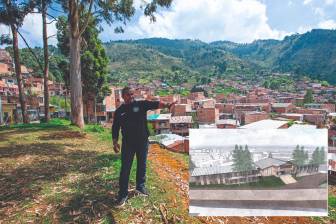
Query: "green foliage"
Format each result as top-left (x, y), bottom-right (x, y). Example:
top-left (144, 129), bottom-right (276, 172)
top-left (304, 89), bottom-right (314, 104)
top-left (50, 96), bottom-right (70, 111)
top-left (147, 123), bottom-right (155, 136)
top-left (292, 145), bottom-right (308, 166)
top-left (214, 85), bottom-right (240, 95)
top-left (310, 146), bottom-right (325, 165)
top-left (155, 89), bottom-right (173, 96)
top-left (5, 46), bottom-right (67, 82)
top-left (232, 144), bottom-right (254, 172)
top-left (287, 120), bottom-right (295, 127)
top-left (263, 75), bottom-right (295, 91)
top-left (6, 118), bottom-right (71, 130)
top-left (84, 124), bottom-right (111, 142)
top-left (84, 124), bottom-right (105, 133)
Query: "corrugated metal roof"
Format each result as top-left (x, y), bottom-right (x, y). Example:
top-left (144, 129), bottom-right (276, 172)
top-left (191, 165), bottom-right (233, 176)
top-left (147, 114), bottom-right (160, 121)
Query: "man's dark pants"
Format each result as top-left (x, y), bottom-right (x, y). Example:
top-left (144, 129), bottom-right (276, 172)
top-left (118, 139), bottom-right (149, 198)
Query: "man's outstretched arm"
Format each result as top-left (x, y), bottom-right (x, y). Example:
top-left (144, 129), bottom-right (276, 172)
top-left (144, 100), bottom-right (176, 111)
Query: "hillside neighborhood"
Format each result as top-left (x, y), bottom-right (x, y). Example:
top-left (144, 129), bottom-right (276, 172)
top-left (1, 47), bottom-right (335, 145)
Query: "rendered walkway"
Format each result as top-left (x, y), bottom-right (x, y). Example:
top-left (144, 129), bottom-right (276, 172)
top-left (279, 174), bottom-right (297, 184)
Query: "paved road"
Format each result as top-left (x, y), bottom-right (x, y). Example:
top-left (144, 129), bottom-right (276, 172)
top-left (189, 206), bottom-right (328, 216)
top-left (190, 200), bottom-right (327, 209)
top-left (189, 189), bottom-right (327, 201)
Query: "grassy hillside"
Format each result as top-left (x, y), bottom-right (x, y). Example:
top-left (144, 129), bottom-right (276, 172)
top-left (104, 29), bottom-right (336, 85)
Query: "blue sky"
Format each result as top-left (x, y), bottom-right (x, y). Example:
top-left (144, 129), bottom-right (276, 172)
top-left (1, 0), bottom-right (336, 47)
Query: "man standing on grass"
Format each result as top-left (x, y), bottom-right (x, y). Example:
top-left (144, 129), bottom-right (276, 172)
top-left (112, 86), bottom-right (175, 207)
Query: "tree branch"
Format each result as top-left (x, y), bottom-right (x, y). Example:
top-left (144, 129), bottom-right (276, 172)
top-left (46, 12), bottom-right (58, 21)
top-left (49, 5), bottom-right (64, 13)
top-left (46, 19), bottom-right (57, 24)
top-left (17, 29), bottom-right (44, 72)
top-left (47, 34), bottom-right (57, 39)
top-left (78, 0), bottom-right (94, 37)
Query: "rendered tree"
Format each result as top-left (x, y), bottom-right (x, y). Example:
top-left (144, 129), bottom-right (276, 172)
top-left (232, 144), bottom-right (253, 172)
top-left (57, 0), bottom-right (173, 128)
top-left (292, 145), bottom-right (308, 166)
top-left (310, 146), bottom-right (325, 165)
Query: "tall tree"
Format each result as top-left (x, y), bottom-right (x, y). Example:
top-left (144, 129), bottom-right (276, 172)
top-left (0, 0), bottom-right (34, 123)
top-left (232, 144), bottom-right (253, 172)
top-left (58, 0), bottom-right (173, 128)
top-left (292, 145), bottom-right (308, 166)
top-left (41, 0), bottom-right (51, 122)
top-left (310, 146), bottom-right (325, 165)
top-left (303, 89), bottom-right (314, 104)
top-left (56, 15), bottom-right (110, 123)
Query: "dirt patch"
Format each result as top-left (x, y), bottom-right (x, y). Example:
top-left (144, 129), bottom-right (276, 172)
top-left (39, 131), bottom-right (87, 140)
top-left (148, 144), bottom-right (320, 224)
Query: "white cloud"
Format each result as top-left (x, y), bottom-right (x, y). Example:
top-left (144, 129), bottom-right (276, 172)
top-left (313, 7), bottom-right (325, 17)
top-left (297, 25), bottom-right (312, 33)
top-left (124, 0), bottom-right (289, 43)
top-left (318, 19), bottom-right (336, 29)
top-left (303, 0), bottom-right (313, 5)
top-left (324, 0), bottom-right (335, 5)
top-left (0, 12), bottom-right (57, 48)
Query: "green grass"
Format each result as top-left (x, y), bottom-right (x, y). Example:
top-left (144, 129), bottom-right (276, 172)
top-left (1, 118), bottom-right (73, 130)
top-left (84, 124), bottom-right (112, 142)
top-left (329, 195), bottom-right (336, 207)
top-left (190, 176), bottom-right (285, 189)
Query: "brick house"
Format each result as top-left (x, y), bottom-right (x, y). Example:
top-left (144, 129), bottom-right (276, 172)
top-left (303, 114), bottom-right (325, 126)
top-left (215, 103), bottom-right (234, 113)
top-left (170, 116), bottom-right (193, 136)
top-left (272, 103), bottom-right (295, 113)
top-left (196, 107), bottom-right (219, 124)
top-left (216, 119), bottom-right (239, 128)
top-left (241, 111), bottom-right (270, 125)
top-left (280, 113), bottom-right (304, 121)
top-left (148, 113), bottom-right (171, 134)
top-left (160, 94), bottom-right (180, 103)
top-left (173, 103), bottom-right (192, 116)
top-left (188, 92), bottom-right (205, 101)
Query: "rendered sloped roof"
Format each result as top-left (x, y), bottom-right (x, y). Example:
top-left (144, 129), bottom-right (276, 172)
top-left (254, 157), bottom-right (287, 169)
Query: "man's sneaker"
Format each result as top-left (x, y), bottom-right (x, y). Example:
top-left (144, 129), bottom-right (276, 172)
top-left (115, 195), bottom-right (128, 208)
top-left (136, 187), bottom-right (149, 197)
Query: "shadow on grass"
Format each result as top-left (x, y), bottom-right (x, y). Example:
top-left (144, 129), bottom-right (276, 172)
top-left (0, 124), bottom-right (74, 143)
top-left (0, 142), bottom-right (121, 223)
top-left (57, 153), bottom-right (120, 223)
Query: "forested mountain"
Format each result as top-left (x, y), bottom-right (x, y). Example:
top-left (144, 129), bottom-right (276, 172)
top-left (105, 29), bottom-right (336, 85)
top-left (214, 29), bottom-right (336, 84)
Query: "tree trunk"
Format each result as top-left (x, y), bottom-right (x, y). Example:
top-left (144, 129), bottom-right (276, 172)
top-left (42, 0), bottom-right (50, 122)
top-left (94, 96), bottom-right (97, 124)
top-left (69, 35), bottom-right (84, 128)
top-left (69, 0), bottom-right (84, 129)
top-left (11, 25), bottom-right (28, 124)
